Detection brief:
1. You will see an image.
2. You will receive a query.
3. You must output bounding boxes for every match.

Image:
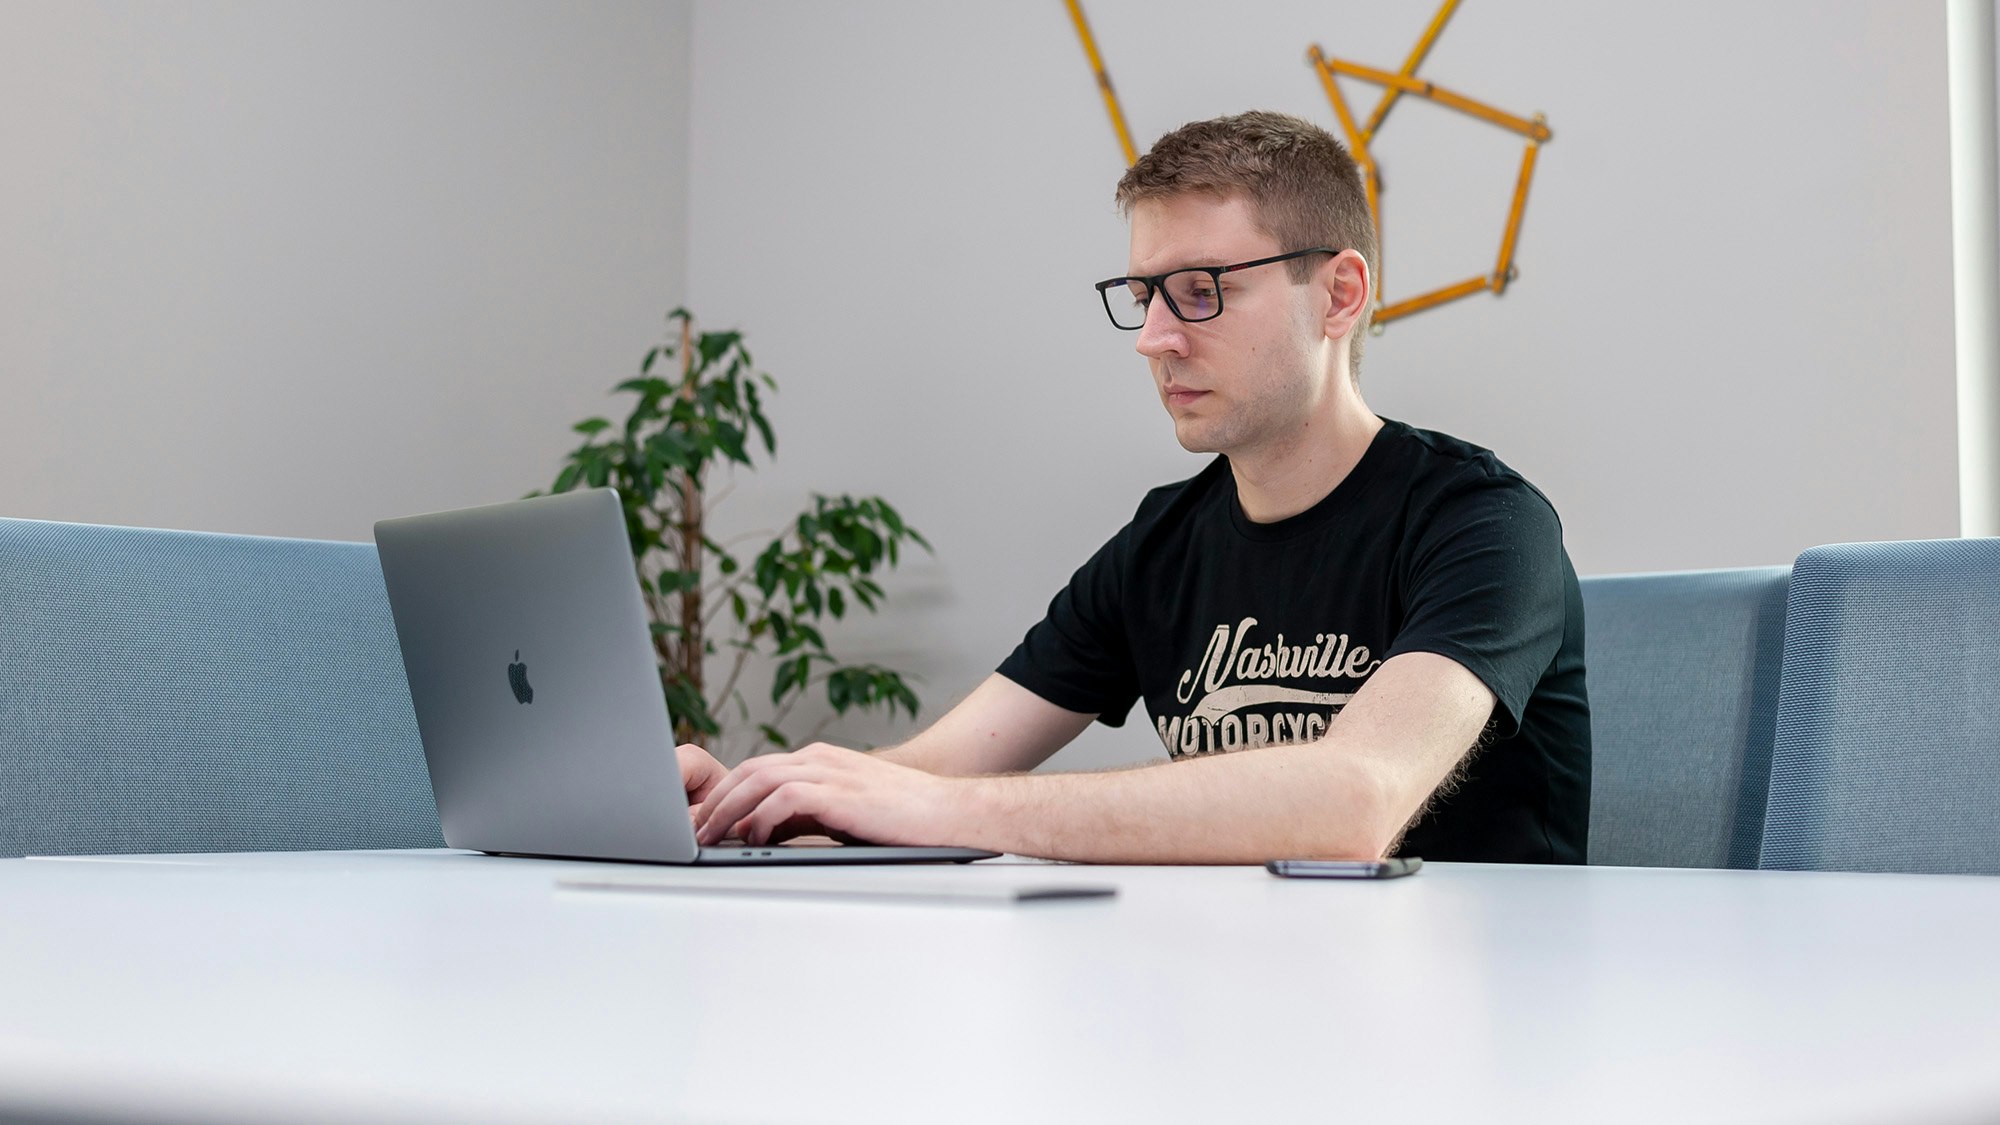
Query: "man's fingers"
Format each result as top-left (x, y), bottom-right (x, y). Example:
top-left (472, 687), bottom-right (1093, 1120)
top-left (739, 783), bottom-right (822, 846)
top-left (676, 744), bottom-right (729, 807)
top-left (692, 753), bottom-right (771, 831)
top-left (697, 758), bottom-right (810, 845)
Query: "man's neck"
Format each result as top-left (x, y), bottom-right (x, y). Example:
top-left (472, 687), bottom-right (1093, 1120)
top-left (1228, 401), bottom-right (1385, 524)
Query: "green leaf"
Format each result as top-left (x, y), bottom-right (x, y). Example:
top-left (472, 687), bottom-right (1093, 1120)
top-left (714, 421), bottom-right (749, 465)
top-left (647, 430), bottom-right (697, 475)
top-left (771, 658), bottom-right (798, 705)
top-left (748, 408), bottom-right (776, 456)
top-left (754, 550), bottom-right (781, 598)
top-left (829, 521), bottom-right (861, 559)
top-left (827, 672), bottom-right (852, 714)
top-left (698, 331), bottom-right (740, 365)
top-left (759, 724), bottom-right (788, 747)
top-left (573, 417), bottom-right (613, 436)
top-left (827, 587), bottom-right (845, 619)
top-left (655, 569), bottom-right (701, 595)
top-left (553, 463), bottom-right (583, 493)
top-left (661, 676), bottom-right (720, 737)
top-left (615, 376), bottom-right (672, 398)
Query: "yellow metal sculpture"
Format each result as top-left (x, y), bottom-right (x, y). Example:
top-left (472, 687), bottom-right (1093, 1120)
top-left (1065, 0), bottom-right (1138, 165)
top-left (1065, 0), bottom-right (1552, 329)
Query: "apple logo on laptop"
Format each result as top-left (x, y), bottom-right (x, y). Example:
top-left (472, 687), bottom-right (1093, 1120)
top-left (507, 650), bottom-right (534, 704)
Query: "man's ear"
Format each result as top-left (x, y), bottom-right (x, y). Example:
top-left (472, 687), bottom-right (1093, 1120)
top-left (1322, 250), bottom-right (1371, 342)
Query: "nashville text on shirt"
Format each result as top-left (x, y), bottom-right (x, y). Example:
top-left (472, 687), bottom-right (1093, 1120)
top-left (1158, 616), bottom-right (1383, 758)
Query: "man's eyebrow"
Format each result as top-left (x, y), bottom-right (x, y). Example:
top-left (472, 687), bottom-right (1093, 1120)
top-left (1129, 256), bottom-right (1231, 274)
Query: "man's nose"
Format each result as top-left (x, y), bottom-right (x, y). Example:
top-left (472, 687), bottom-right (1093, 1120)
top-left (1134, 290), bottom-right (1188, 359)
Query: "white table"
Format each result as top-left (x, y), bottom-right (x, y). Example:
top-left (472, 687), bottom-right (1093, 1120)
top-left (1, 850), bottom-right (1995, 1124)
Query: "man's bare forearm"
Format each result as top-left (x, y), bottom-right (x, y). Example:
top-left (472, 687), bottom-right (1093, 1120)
top-left (927, 652), bottom-right (1493, 863)
top-left (949, 741), bottom-right (1393, 863)
top-left (870, 731), bottom-right (971, 775)
top-left (867, 674), bottom-right (1097, 777)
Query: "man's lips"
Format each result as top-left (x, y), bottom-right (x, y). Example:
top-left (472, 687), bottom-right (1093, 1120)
top-left (1164, 387), bottom-right (1208, 407)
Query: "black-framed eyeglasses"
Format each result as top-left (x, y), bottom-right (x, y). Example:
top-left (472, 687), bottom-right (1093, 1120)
top-left (1094, 247), bottom-right (1340, 330)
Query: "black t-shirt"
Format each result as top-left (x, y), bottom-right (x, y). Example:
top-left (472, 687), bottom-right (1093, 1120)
top-left (997, 418), bottom-right (1590, 864)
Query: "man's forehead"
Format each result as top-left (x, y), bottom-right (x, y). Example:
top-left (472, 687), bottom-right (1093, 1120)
top-left (1127, 194), bottom-right (1278, 273)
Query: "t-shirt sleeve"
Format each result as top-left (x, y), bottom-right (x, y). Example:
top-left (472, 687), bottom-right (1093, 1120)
top-left (995, 524), bottom-right (1142, 726)
top-left (1384, 475), bottom-right (1568, 736)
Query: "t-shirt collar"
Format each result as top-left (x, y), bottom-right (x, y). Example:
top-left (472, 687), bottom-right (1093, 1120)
top-left (1224, 419), bottom-right (1403, 542)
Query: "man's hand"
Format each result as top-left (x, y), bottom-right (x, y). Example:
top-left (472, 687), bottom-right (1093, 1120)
top-left (677, 743), bottom-right (730, 823)
top-left (692, 743), bottom-right (962, 847)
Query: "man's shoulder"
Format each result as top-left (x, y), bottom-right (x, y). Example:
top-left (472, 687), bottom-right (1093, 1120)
top-left (1384, 419), bottom-right (1518, 481)
top-left (1380, 419), bottom-right (1561, 519)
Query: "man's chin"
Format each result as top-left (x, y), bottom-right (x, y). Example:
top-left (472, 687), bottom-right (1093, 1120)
top-left (1171, 419), bottom-right (1223, 455)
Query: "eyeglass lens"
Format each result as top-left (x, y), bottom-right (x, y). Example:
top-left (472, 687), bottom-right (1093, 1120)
top-left (1109, 270), bottom-right (1220, 329)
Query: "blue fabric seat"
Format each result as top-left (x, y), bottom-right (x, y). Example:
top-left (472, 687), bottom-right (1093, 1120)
top-left (0, 517), bottom-right (443, 857)
top-left (1580, 567), bottom-right (1790, 868)
top-left (1759, 538), bottom-right (2000, 875)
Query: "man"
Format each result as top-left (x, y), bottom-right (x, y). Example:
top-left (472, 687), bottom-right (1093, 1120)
top-left (679, 111), bottom-right (1590, 864)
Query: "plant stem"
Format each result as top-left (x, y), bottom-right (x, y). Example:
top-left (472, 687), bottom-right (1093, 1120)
top-left (707, 642), bottom-right (757, 732)
top-left (675, 316), bottom-right (706, 746)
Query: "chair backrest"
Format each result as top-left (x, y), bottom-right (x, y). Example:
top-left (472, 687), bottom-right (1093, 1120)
top-left (0, 517), bottom-right (443, 857)
top-left (1759, 538), bottom-right (2000, 875)
top-left (1581, 566), bottom-right (1790, 868)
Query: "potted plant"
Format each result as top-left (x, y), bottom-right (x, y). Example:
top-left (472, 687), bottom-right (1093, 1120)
top-left (537, 309), bottom-right (931, 761)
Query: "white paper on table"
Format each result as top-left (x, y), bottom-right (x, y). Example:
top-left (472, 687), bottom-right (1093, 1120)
top-left (556, 874), bottom-right (1117, 906)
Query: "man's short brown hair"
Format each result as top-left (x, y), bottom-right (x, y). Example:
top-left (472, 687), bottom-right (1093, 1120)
top-left (1115, 111), bottom-right (1380, 379)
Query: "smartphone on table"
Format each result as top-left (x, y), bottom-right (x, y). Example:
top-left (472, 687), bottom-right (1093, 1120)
top-left (1265, 857), bottom-right (1422, 879)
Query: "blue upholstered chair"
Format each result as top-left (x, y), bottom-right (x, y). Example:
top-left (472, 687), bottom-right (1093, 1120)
top-left (1759, 538), bottom-right (2000, 875)
top-left (0, 517), bottom-right (443, 857)
top-left (1580, 567), bottom-right (1791, 868)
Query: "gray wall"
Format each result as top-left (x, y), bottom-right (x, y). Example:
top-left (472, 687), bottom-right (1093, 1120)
top-left (0, 2), bottom-right (1960, 771)
top-left (0, 1), bottom-right (692, 541)
top-left (684, 1), bottom-right (1958, 768)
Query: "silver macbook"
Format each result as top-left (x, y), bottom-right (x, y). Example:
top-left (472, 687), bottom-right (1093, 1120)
top-left (373, 489), bottom-right (995, 866)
